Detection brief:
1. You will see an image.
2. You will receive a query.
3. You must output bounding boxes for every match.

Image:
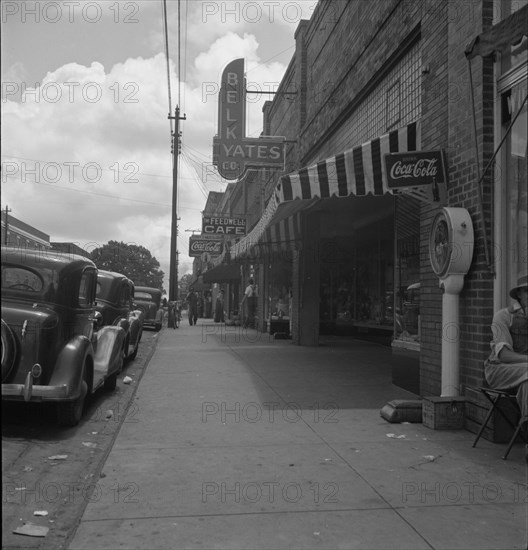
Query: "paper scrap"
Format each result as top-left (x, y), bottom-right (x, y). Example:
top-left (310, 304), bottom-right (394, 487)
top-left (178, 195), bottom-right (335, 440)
top-left (13, 524), bottom-right (49, 537)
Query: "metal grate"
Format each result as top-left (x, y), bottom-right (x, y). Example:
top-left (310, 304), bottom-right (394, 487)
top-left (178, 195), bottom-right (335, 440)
top-left (316, 40), bottom-right (422, 160)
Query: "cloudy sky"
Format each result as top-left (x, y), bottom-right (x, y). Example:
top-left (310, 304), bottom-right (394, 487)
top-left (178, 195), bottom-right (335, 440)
top-left (1, 0), bottom-right (317, 285)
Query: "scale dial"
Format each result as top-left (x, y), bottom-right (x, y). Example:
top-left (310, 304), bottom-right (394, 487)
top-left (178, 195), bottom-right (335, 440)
top-left (429, 208), bottom-right (474, 279)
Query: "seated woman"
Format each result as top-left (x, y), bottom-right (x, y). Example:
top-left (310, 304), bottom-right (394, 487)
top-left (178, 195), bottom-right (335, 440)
top-left (484, 275), bottom-right (528, 424)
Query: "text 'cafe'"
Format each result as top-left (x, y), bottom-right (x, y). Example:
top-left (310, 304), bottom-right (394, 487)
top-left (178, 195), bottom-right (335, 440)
top-left (202, 216), bottom-right (247, 236)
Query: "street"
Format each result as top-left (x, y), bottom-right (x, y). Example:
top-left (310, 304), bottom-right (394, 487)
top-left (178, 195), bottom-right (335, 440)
top-left (2, 329), bottom-right (159, 550)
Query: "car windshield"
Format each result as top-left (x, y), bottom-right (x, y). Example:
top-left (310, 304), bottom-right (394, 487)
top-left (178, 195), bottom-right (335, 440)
top-left (96, 278), bottom-right (114, 299)
top-left (135, 291), bottom-right (154, 300)
top-left (1, 264), bottom-right (58, 298)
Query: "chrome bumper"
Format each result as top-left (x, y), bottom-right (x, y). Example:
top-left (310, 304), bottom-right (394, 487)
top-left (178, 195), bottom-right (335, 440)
top-left (2, 372), bottom-right (71, 402)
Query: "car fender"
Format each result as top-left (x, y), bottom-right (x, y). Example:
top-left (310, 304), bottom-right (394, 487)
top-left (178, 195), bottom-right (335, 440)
top-left (155, 309), bottom-right (164, 323)
top-left (128, 310), bottom-right (143, 346)
top-left (48, 335), bottom-right (93, 399)
top-left (116, 317), bottom-right (131, 335)
top-left (93, 326), bottom-right (126, 382)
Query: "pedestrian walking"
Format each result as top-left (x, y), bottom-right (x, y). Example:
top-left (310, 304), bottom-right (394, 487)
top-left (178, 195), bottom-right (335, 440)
top-left (214, 290), bottom-right (225, 323)
top-left (167, 301), bottom-right (177, 329)
top-left (240, 278), bottom-right (257, 328)
top-left (187, 287), bottom-right (198, 326)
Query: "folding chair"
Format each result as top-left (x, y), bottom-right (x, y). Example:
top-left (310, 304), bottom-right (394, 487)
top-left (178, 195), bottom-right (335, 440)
top-left (472, 387), bottom-right (527, 459)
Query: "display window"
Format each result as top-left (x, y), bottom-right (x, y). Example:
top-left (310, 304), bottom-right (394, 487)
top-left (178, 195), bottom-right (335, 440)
top-left (392, 195), bottom-right (421, 345)
top-left (319, 232), bottom-right (393, 335)
top-left (265, 256), bottom-right (292, 335)
top-left (495, 6), bottom-right (528, 307)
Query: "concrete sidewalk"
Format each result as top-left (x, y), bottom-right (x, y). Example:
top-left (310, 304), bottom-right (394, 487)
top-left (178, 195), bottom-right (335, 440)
top-left (68, 320), bottom-right (527, 550)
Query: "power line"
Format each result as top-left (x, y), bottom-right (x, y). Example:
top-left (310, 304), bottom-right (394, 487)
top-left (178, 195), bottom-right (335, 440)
top-left (2, 154), bottom-right (172, 180)
top-left (180, 153), bottom-right (209, 199)
top-left (161, 0), bottom-right (173, 136)
top-left (178, 0), bottom-right (182, 108)
top-left (2, 173), bottom-right (204, 211)
top-left (245, 45), bottom-right (295, 73)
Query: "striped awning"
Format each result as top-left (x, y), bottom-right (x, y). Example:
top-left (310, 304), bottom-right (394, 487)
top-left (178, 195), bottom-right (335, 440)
top-left (278, 121), bottom-right (420, 202)
top-left (220, 120), bottom-right (422, 261)
top-left (259, 198), bottom-right (318, 253)
top-left (202, 263), bottom-right (240, 283)
top-left (465, 4), bottom-right (527, 59)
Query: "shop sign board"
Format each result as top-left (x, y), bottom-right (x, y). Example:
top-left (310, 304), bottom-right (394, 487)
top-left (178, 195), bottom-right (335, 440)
top-left (385, 151), bottom-right (446, 188)
top-left (213, 58), bottom-right (285, 180)
top-left (189, 235), bottom-right (224, 257)
top-left (202, 216), bottom-right (247, 236)
top-left (385, 150), bottom-right (447, 203)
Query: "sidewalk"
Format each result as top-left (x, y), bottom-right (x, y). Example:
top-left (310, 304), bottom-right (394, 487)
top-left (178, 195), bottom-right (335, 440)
top-left (68, 320), bottom-right (527, 550)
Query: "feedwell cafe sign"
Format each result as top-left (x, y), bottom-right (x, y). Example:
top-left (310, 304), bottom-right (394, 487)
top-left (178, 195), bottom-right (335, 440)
top-left (213, 58), bottom-right (285, 180)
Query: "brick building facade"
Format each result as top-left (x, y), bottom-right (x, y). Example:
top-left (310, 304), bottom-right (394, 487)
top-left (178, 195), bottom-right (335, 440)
top-left (204, 0), bottom-right (527, 403)
top-left (1, 211), bottom-right (50, 250)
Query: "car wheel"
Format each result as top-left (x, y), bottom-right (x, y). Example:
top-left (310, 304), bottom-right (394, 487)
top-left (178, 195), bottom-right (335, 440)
top-left (155, 323), bottom-right (162, 332)
top-left (123, 336), bottom-right (130, 360)
top-left (104, 371), bottom-right (118, 392)
top-left (128, 342), bottom-right (139, 360)
top-left (57, 380), bottom-right (87, 427)
top-left (1, 320), bottom-right (17, 382)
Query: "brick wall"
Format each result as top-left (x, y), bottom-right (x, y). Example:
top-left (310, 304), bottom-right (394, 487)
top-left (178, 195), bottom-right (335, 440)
top-left (441, 0), bottom-right (495, 393)
top-left (418, 0), bottom-right (449, 396)
top-left (300, 0), bottom-right (423, 162)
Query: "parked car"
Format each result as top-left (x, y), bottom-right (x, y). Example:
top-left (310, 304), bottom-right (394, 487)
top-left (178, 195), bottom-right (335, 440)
top-left (134, 286), bottom-right (163, 331)
top-left (95, 270), bottom-right (143, 361)
top-left (1, 247), bottom-right (125, 426)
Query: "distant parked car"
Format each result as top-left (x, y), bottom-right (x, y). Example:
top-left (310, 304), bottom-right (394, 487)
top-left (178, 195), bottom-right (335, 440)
top-left (1, 247), bottom-right (125, 426)
top-left (95, 271), bottom-right (143, 361)
top-left (134, 286), bottom-right (163, 331)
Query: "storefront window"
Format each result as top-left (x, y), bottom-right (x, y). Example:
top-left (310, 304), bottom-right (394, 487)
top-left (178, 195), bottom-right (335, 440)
top-left (503, 78), bottom-right (528, 291)
top-left (266, 257), bottom-right (291, 332)
top-left (393, 196), bottom-right (421, 343)
top-left (319, 232), bottom-right (394, 335)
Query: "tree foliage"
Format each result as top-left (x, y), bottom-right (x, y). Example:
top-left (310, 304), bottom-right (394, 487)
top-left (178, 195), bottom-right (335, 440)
top-left (178, 273), bottom-right (194, 299)
top-left (91, 241), bottom-right (165, 290)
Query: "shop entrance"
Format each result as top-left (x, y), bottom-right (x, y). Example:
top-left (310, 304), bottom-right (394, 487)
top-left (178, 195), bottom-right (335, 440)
top-left (317, 196), bottom-right (394, 344)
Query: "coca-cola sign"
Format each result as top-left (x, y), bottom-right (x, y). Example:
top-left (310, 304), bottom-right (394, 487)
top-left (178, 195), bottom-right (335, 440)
top-left (385, 151), bottom-right (447, 189)
top-left (189, 236), bottom-right (223, 257)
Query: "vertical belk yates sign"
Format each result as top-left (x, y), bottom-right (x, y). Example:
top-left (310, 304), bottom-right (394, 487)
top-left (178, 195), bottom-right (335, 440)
top-left (213, 58), bottom-right (286, 180)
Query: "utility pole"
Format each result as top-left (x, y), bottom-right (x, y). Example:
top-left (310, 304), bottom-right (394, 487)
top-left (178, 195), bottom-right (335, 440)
top-left (168, 105), bottom-right (186, 302)
top-left (3, 205), bottom-right (12, 245)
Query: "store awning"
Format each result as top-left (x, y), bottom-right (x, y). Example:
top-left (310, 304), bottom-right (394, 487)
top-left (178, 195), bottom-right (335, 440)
top-left (188, 275), bottom-right (211, 291)
top-left (465, 4), bottom-right (527, 59)
top-left (278, 121), bottom-right (420, 202)
top-left (202, 263), bottom-right (240, 283)
top-left (217, 120), bottom-right (434, 262)
top-left (258, 198), bottom-right (318, 253)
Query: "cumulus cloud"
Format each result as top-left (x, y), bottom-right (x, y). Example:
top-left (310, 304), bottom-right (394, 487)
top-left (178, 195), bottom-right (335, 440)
top-left (1, 1), bottom-right (307, 279)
